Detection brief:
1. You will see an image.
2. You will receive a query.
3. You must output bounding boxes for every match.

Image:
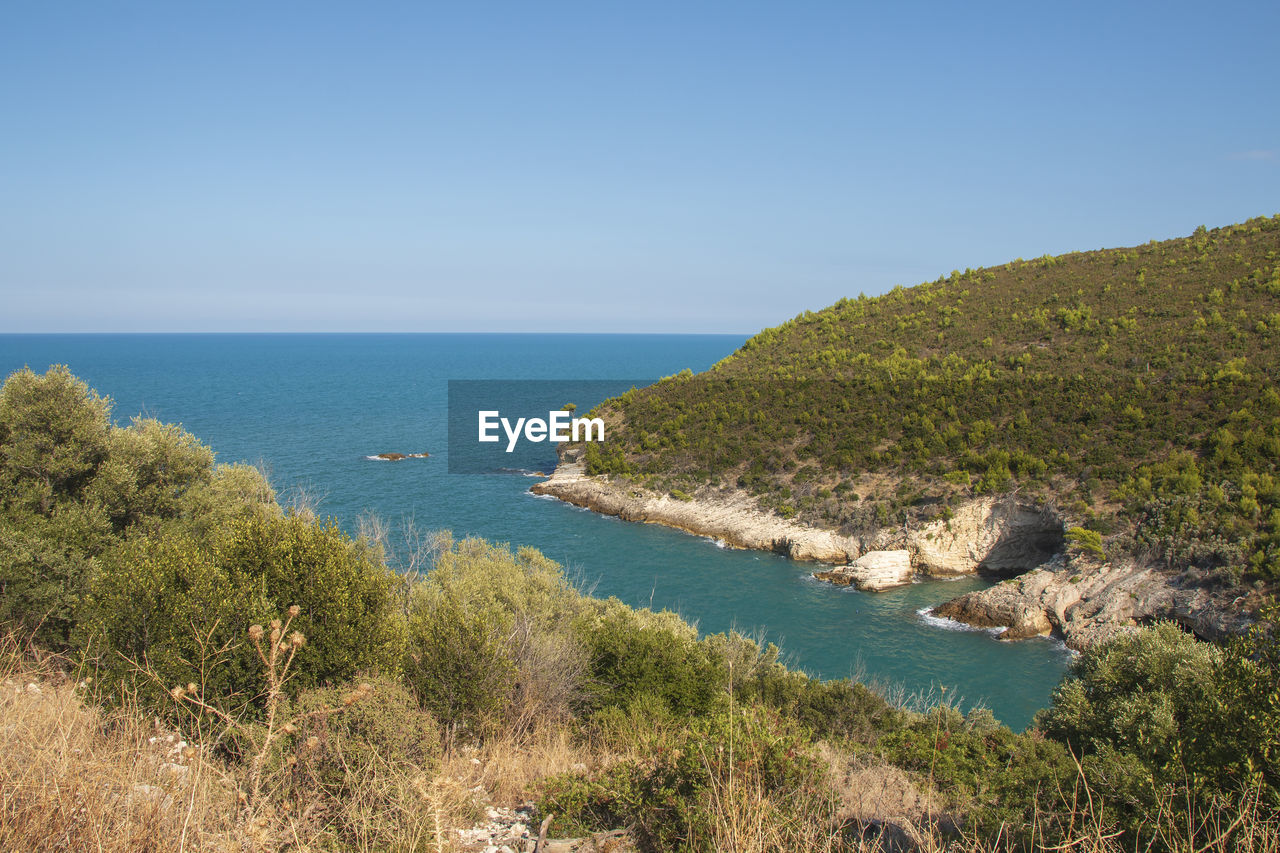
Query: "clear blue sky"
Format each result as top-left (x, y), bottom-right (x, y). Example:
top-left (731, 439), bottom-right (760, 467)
top-left (2, 1), bottom-right (1277, 333)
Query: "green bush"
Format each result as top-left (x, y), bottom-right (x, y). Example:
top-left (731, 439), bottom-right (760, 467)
top-left (405, 585), bottom-right (518, 730)
top-left (80, 512), bottom-right (406, 713)
top-left (0, 366), bottom-right (278, 648)
top-left (1198, 620), bottom-right (1280, 806)
top-left (0, 366), bottom-right (114, 645)
top-left (80, 526), bottom-right (267, 709)
top-left (1064, 526), bottom-right (1105, 559)
top-left (1033, 621), bottom-right (1280, 839)
top-left (0, 510), bottom-right (108, 649)
top-left (213, 512), bottom-right (406, 689)
top-left (403, 538), bottom-right (588, 733)
top-left (1038, 622), bottom-right (1220, 770)
top-left (741, 668), bottom-right (895, 741)
top-left (87, 417), bottom-right (215, 531)
top-left (879, 706), bottom-right (1075, 841)
top-left (700, 630), bottom-right (897, 740)
top-left (574, 599), bottom-right (723, 717)
top-left (177, 461), bottom-right (279, 541)
top-left (0, 365), bottom-right (112, 518)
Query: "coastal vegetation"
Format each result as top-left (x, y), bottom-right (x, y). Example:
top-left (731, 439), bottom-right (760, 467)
top-left (579, 216), bottom-right (1280, 594)
top-left (2, 365), bottom-right (1278, 850)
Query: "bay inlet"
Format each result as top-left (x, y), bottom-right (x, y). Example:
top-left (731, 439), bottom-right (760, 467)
top-left (0, 332), bottom-right (1072, 729)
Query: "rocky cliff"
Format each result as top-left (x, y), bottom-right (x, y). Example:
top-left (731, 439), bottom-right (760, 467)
top-left (930, 553), bottom-right (1257, 650)
top-left (531, 456), bottom-right (1256, 649)
top-left (531, 454), bottom-right (1062, 576)
top-left (529, 457), bottom-right (861, 562)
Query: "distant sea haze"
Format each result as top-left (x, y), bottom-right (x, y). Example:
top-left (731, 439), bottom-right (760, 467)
top-left (0, 333), bottom-right (1071, 730)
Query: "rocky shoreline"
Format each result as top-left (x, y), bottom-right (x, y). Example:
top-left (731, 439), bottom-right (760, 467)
top-left (931, 554), bottom-right (1257, 650)
top-left (530, 453), bottom-right (1062, 573)
top-left (529, 457), bottom-right (863, 562)
top-left (531, 455), bottom-right (1256, 651)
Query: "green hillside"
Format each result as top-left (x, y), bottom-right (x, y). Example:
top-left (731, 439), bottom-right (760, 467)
top-left (582, 215), bottom-right (1280, 584)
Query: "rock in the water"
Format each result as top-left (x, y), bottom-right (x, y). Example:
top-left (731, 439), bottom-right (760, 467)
top-left (933, 554), bottom-right (1258, 649)
top-left (370, 452), bottom-right (429, 461)
top-left (932, 581), bottom-right (1054, 639)
top-left (815, 550), bottom-right (914, 591)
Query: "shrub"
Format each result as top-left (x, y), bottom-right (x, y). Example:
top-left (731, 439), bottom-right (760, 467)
top-left (405, 587), bottom-right (518, 731)
top-left (1032, 621), bottom-right (1280, 840)
top-left (879, 706), bottom-right (1076, 841)
top-left (0, 366), bottom-right (114, 645)
top-left (404, 538), bottom-right (588, 734)
top-left (1038, 622), bottom-right (1220, 770)
top-left (88, 417), bottom-right (215, 531)
top-left (0, 365), bottom-right (111, 517)
top-left (1202, 619), bottom-right (1280, 807)
top-left (0, 513), bottom-right (107, 649)
top-left (213, 512), bottom-right (406, 690)
top-left (701, 630), bottom-right (897, 740)
top-left (81, 526), bottom-right (271, 710)
top-left (0, 367), bottom-right (277, 649)
top-left (574, 599), bottom-right (722, 717)
top-left (80, 512), bottom-right (406, 713)
top-left (1064, 526), bottom-right (1106, 559)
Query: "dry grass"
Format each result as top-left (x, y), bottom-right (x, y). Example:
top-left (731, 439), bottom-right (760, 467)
top-left (0, 624), bottom-right (608, 853)
top-left (3, 627), bottom-right (1277, 853)
top-left (819, 743), bottom-right (938, 829)
top-left (696, 742), bottom-right (847, 853)
top-left (441, 724), bottom-right (609, 808)
top-left (0, 630), bottom-right (469, 853)
top-left (0, 635), bottom-right (240, 852)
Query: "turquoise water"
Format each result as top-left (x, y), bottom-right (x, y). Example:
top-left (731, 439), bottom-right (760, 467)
top-left (0, 334), bottom-right (1072, 729)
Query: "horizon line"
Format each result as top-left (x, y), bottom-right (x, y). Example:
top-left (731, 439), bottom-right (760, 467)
top-left (0, 329), bottom-right (755, 336)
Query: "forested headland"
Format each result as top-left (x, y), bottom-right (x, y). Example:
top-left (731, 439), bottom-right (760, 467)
top-left (560, 218), bottom-right (1280, 618)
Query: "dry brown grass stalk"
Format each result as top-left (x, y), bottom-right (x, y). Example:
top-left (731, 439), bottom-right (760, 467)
top-left (5, 625), bottom-right (1277, 853)
top-left (0, 631), bottom-right (241, 852)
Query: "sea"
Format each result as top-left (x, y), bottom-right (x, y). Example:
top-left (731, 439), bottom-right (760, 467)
top-left (0, 333), bottom-right (1073, 730)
